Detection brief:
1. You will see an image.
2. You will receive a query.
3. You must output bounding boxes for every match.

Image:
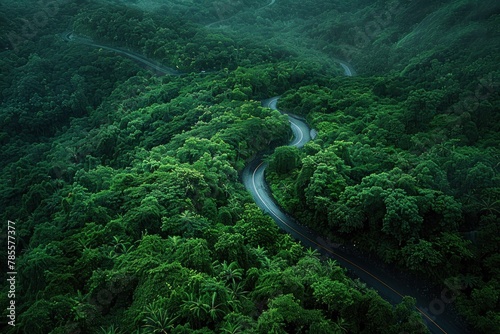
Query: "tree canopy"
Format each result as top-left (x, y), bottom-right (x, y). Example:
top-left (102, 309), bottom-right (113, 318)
top-left (0, 0), bottom-right (498, 333)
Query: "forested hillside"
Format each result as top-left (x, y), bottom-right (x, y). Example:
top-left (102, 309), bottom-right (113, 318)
top-left (265, 0), bottom-right (500, 332)
top-left (0, 0), bottom-right (498, 333)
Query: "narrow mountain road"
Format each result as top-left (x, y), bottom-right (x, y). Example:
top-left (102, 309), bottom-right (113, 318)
top-left (62, 32), bottom-right (181, 76)
top-left (61, 28), bottom-right (468, 334)
top-left (242, 79), bottom-right (468, 334)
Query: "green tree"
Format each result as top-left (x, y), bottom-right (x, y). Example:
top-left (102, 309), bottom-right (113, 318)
top-left (213, 261), bottom-right (244, 286)
top-left (214, 233), bottom-right (248, 267)
top-left (257, 294), bottom-right (335, 334)
top-left (269, 146), bottom-right (301, 174)
top-left (394, 297), bottom-right (429, 334)
top-left (403, 89), bottom-right (444, 132)
top-left (312, 278), bottom-right (354, 313)
top-left (433, 232), bottom-right (473, 276)
top-left (124, 195), bottom-right (163, 236)
top-left (382, 189), bottom-right (422, 244)
top-left (175, 238), bottom-right (213, 273)
top-left (401, 239), bottom-right (443, 276)
top-left (142, 302), bottom-right (177, 333)
top-left (235, 204), bottom-right (280, 252)
top-left (162, 210), bottom-right (211, 238)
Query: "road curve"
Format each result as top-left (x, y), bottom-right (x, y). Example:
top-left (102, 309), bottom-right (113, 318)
top-left (242, 81), bottom-right (468, 334)
top-left (62, 31), bottom-right (182, 76)
top-left (60, 28), bottom-right (467, 334)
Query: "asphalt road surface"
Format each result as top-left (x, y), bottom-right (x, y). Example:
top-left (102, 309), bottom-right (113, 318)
top-left (61, 28), bottom-right (469, 334)
top-left (242, 95), bottom-right (469, 334)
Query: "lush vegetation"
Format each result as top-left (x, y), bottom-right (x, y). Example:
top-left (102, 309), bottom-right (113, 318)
top-left (265, 1), bottom-right (500, 332)
top-left (0, 0), bottom-right (498, 333)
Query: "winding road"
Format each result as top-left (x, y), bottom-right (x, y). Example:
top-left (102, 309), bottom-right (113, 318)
top-left (242, 80), bottom-right (468, 333)
top-left (61, 17), bottom-right (467, 333)
top-left (62, 31), bottom-right (182, 76)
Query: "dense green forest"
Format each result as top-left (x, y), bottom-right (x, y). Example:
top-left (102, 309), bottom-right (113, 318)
top-left (0, 0), bottom-right (498, 333)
